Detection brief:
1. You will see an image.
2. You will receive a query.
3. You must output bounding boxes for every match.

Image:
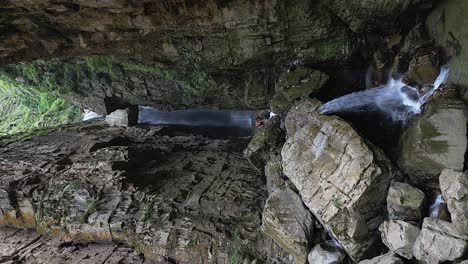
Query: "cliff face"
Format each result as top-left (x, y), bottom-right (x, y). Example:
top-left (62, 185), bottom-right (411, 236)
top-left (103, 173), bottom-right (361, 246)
top-left (0, 0), bottom-right (434, 113)
top-left (0, 121), bottom-right (289, 263)
top-left (1, 0), bottom-right (430, 65)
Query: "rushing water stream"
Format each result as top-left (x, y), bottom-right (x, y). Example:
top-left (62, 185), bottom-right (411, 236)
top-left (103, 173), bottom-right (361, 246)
top-left (319, 67), bottom-right (450, 122)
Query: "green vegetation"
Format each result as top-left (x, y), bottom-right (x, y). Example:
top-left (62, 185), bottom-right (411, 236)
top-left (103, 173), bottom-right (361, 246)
top-left (229, 228), bottom-right (242, 264)
top-left (81, 199), bottom-right (99, 223)
top-left (0, 77), bottom-right (81, 137)
top-left (223, 30), bottom-right (241, 64)
top-left (84, 56), bottom-right (116, 76)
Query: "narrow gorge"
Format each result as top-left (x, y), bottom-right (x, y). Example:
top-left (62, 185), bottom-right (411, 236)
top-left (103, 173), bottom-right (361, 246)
top-left (0, 1), bottom-right (468, 264)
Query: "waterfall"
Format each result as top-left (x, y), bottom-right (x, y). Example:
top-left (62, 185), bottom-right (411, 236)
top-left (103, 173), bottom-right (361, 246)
top-left (430, 193), bottom-right (446, 218)
top-left (319, 67), bottom-right (450, 122)
top-left (83, 109), bottom-right (102, 121)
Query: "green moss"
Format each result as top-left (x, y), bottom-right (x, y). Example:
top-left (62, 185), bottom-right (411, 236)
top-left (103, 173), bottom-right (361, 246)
top-left (331, 197), bottom-right (344, 208)
top-left (84, 56), bottom-right (116, 76)
top-left (316, 39), bottom-right (347, 60)
top-left (81, 199), bottom-right (99, 223)
top-left (21, 64), bottom-right (40, 83)
top-left (142, 204), bottom-right (155, 223)
top-left (223, 30), bottom-right (241, 64)
top-left (229, 248), bottom-right (240, 264)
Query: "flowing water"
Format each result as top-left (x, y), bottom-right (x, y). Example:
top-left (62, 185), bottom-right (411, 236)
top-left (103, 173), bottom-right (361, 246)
top-left (430, 193), bottom-right (446, 218)
top-left (319, 67), bottom-right (450, 122)
top-left (138, 106), bottom-right (255, 137)
top-left (83, 109), bottom-right (102, 121)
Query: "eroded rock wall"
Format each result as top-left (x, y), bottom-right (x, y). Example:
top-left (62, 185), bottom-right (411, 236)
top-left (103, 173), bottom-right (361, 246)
top-left (0, 121), bottom-right (290, 263)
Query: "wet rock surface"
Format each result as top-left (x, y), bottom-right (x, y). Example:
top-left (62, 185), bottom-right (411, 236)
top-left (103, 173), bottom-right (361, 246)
top-left (281, 98), bottom-right (396, 261)
top-left (307, 243), bottom-right (346, 264)
top-left (0, 121), bottom-right (291, 263)
top-left (398, 93), bottom-right (468, 188)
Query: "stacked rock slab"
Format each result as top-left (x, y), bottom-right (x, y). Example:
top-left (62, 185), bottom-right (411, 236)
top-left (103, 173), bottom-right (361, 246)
top-left (379, 220), bottom-right (420, 259)
top-left (358, 253), bottom-right (403, 264)
top-left (440, 169), bottom-right (468, 235)
top-left (262, 188), bottom-right (314, 264)
top-left (398, 93), bottom-right (468, 188)
top-left (387, 182), bottom-right (425, 222)
top-left (281, 98), bottom-right (396, 261)
top-left (413, 218), bottom-right (468, 263)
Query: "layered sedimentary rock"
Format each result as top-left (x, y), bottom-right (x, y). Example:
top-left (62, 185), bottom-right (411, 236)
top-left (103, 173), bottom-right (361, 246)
top-left (281, 98), bottom-right (396, 261)
top-left (413, 218), bottom-right (468, 263)
top-left (0, 0), bottom-right (437, 113)
top-left (0, 0), bottom-right (434, 65)
top-left (271, 68), bottom-right (329, 114)
top-left (0, 121), bottom-right (291, 263)
top-left (379, 220), bottom-right (420, 259)
top-left (262, 188), bottom-right (314, 264)
top-left (387, 182), bottom-right (425, 222)
top-left (0, 227), bottom-right (146, 264)
top-left (358, 253), bottom-right (404, 264)
top-left (440, 169), bottom-right (468, 235)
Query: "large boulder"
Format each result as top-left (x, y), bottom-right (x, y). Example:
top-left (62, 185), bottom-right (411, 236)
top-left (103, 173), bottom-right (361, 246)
top-left (440, 169), bottom-right (468, 234)
top-left (262, 188), bottom-right (314, 264)
top-left (379, 220), bottom-right (420, 259)
top-left (281, 98), bottom-right (396, 261)
top-left (413, 218), bottom-right (468, 263)
top-left (426, 0), bottom-right (468, 92)
top-left (271, 68), bottom-right (328, 114)
top-left (398, 93), bottom-right (468, 188)
top-left (105, 107), bottom-right (139, 127)
top-left (387, 182), bottom-right (425, 222)
top-left (358, 253), bottom-right (403, 264)
top-left (307, 243), bottom-right (346, 264)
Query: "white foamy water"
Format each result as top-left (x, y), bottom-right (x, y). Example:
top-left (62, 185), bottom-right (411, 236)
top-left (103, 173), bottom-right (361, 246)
top-left (319, 67), bottom-right (450, 122)
top-left (430, 193), bottom-right (446, 218)
top-left (83, 109), bottom-right (102, 121)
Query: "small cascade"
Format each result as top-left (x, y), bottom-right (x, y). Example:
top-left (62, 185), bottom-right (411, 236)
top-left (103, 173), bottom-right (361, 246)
top-left (430, 193), bottom-right (446, 218)
top-left (319, 67), bottom-right (450, 122)
top-left (83, 109), bottom-right (102, 121)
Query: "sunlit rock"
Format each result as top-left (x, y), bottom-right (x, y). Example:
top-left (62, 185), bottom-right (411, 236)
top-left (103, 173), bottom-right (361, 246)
top-left (379, 220), bottom-right (420, 259)
top-left (358, 253), bottom-right (403, 264)
top-left (282, 98), bottom-right (396, 261)
top-left (105, 107), bottom-right (139, 127)
top-left (413, 218), bottom-right (468, 263)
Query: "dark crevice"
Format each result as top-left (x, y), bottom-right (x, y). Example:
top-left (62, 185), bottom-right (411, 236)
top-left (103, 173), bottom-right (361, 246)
top-left (89, 137), bottom-right (134, 152)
